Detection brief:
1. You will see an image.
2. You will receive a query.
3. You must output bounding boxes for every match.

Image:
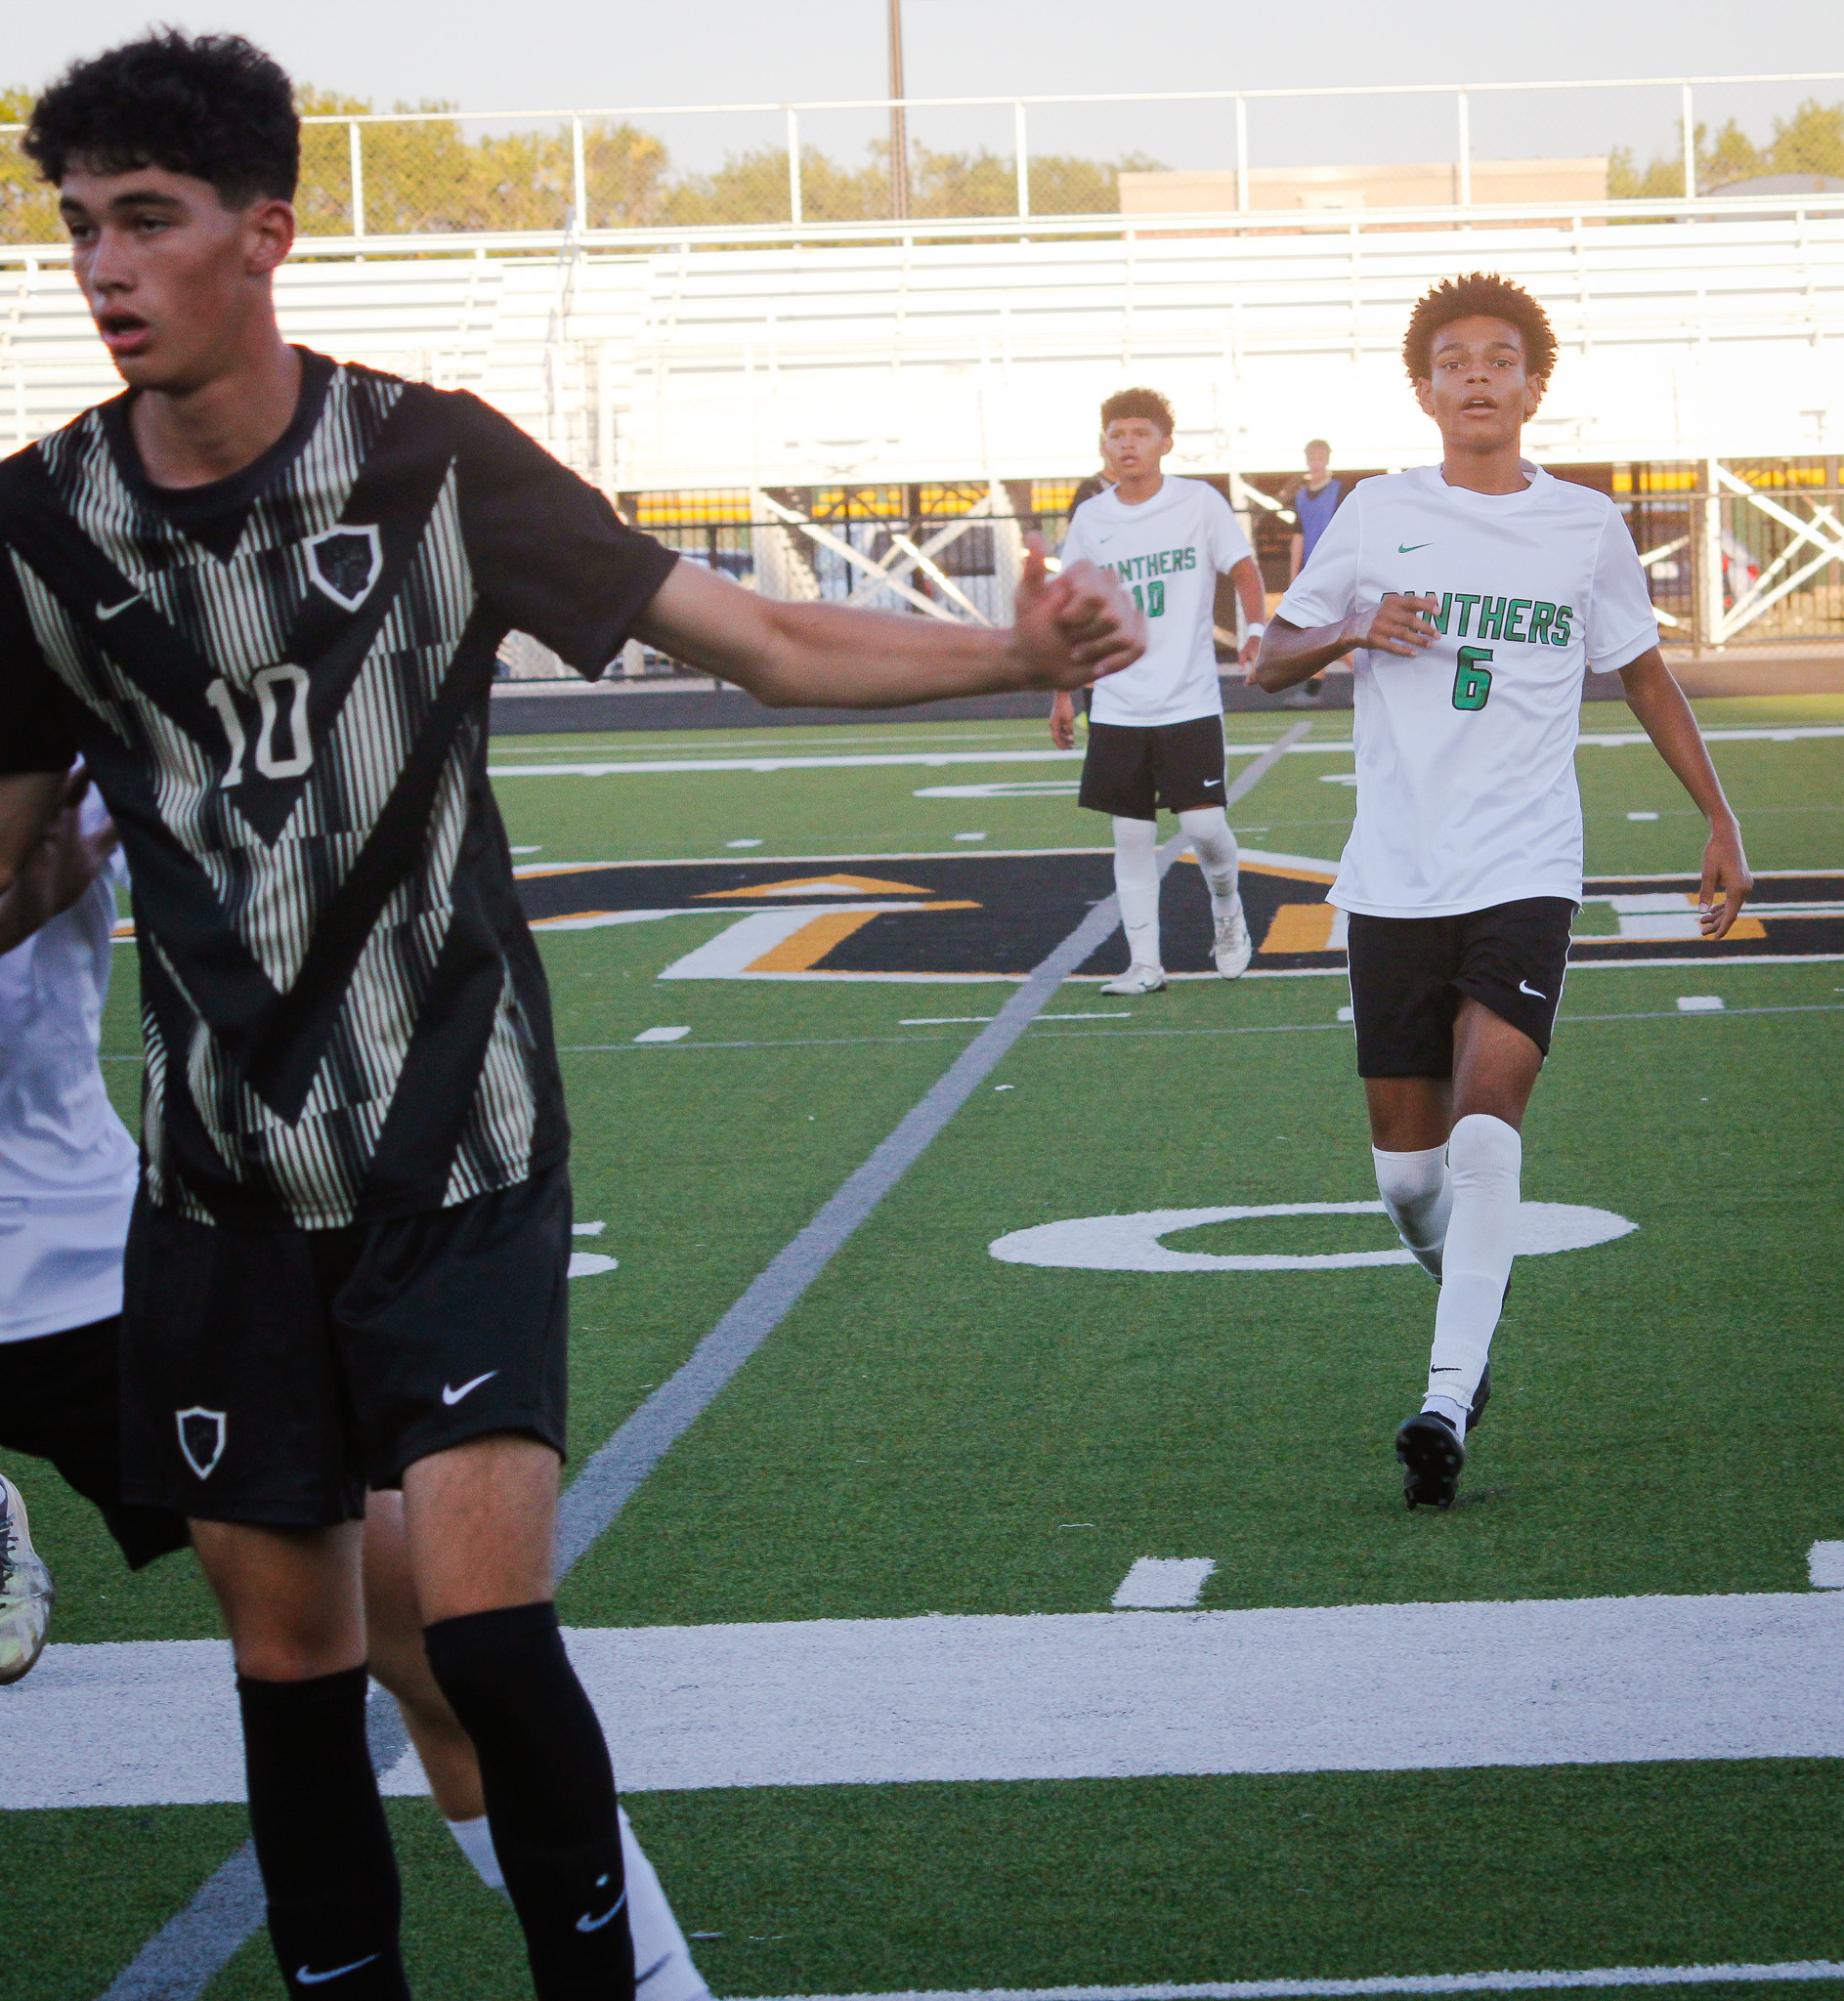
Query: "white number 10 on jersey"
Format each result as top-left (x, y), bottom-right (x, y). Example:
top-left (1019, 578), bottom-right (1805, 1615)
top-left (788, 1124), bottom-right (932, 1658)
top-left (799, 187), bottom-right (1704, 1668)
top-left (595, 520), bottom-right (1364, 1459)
top-left (206, 665), bottom-right (313, 786)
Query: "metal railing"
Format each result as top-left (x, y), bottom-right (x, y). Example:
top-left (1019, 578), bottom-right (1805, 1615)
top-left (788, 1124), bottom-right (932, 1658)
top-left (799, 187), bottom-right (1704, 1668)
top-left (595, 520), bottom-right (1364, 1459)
top-left (499, 475), bottom-right (1844, 681)
top-left (5, 70), bottom-right (1843, 248)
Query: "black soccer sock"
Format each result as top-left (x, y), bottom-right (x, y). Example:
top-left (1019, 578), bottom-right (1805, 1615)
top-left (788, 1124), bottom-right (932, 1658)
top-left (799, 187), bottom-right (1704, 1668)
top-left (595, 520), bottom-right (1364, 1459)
top-left (424, 1601), bottom-right (634, 1999)
top-left (235, 1667), bottom-right (409, 2000)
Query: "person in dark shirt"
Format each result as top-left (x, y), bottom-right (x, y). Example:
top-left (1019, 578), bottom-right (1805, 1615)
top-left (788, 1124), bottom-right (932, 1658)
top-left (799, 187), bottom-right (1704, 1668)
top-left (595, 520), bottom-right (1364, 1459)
top-left (1284, 438), bottom-right (1355, 707)
top-left (0, 34), bottom-right (1141, 2001)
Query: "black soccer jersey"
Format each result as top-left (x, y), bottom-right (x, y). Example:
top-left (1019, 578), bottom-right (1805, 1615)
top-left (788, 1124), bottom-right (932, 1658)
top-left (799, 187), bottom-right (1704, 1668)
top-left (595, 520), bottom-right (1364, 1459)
top-left (0, 350), bottom-right (677, 1230)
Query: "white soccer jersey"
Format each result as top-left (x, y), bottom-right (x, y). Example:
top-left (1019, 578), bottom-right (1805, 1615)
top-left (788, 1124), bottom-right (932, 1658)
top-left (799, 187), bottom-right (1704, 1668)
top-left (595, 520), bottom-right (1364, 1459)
top-left (1278, 465), bottom-right (1659, 917)
top-left (0, 791), bottom-right (138, 1345)
top-left (1061, 477), bottom-right (1253, 728)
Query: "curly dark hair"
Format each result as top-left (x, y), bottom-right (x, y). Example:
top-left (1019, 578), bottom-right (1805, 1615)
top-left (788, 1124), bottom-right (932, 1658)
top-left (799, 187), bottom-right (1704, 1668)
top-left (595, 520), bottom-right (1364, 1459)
top-left (1402, 273), bottom-right (1557, 385)
top-left (1100, 387), bottom-right (1175, 434)
top-left (24, 30), bottom-right (298, 205)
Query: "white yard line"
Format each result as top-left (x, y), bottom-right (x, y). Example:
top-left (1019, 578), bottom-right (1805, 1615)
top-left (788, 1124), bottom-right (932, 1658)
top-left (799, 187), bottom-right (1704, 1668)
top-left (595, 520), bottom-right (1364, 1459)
top-left (733, 1963), bottom-right (1844, 2001)
top-left (486, 725), bottom-right (1844, 782)
top-left (11, 1589), bottom-right (1840, 1812)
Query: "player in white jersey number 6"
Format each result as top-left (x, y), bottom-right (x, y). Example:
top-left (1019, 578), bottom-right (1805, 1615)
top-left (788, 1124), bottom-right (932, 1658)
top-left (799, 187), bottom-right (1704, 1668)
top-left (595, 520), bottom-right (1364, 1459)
top-left (1256, 272), bottom-right (1751, 1510)
top-left (1050, 389), bottom-right (1267, 993)
top-left (0, 33), bottom-right (1141, 2001)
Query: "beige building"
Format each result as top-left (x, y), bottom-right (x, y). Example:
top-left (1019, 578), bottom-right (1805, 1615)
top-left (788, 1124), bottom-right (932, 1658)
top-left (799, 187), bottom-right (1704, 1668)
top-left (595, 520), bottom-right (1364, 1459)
top-left (1119, 157), bottom-right (1609, 218)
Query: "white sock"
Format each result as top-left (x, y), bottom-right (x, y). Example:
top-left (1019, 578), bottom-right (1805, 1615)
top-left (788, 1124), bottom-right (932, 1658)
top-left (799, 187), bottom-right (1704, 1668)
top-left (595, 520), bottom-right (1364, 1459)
top-left (1112, 815), bottom-right (1161, 969)
top-left (1177, 805), bottom-right (1240, 919)
top-left (1425, 1113), bottom-right (1522, 1418)
top-left (1373, 1143), bottom-right (1451, 1282)
top-left (446, 1813), bottom-right (505, 1895)
top-left (621, 1806), bottom-right (707, 1996)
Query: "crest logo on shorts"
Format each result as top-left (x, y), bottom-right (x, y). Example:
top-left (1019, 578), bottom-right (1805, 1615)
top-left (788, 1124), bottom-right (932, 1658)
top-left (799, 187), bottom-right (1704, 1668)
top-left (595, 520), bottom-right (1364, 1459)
top-left (306, 524), bottom-right (384, 612)
top-left (176, 1407), bottom-right (228, 1481)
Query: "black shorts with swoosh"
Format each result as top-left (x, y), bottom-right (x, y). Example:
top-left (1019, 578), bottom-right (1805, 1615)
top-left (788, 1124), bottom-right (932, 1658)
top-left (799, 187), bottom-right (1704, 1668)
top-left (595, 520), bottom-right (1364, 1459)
top-left (120, 1167), bottom-right (571, 1526)
top-left (1345, 896), bottom-right (1574, 1076)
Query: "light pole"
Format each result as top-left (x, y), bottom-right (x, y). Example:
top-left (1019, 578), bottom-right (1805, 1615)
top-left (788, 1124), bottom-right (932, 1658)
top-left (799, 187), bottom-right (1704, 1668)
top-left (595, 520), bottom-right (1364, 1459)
top-left (887, 0), bottom-right (909, 221)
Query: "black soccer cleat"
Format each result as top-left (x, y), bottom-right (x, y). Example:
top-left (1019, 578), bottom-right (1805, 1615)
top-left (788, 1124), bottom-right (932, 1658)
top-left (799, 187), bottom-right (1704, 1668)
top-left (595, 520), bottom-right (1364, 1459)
top-left (1396, 1409), bottom-right (1465, 1510)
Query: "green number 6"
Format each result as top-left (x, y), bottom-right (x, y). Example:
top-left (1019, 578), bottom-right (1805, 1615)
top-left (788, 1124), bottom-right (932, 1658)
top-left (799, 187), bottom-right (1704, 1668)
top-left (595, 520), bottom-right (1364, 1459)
top-left (1452, 644), bottom-right (1493, 712)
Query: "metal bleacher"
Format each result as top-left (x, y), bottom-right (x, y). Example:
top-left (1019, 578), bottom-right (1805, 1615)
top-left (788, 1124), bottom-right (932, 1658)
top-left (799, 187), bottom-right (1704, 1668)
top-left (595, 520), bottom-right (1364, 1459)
top-left (5, 197), bottom-right (1841, 493)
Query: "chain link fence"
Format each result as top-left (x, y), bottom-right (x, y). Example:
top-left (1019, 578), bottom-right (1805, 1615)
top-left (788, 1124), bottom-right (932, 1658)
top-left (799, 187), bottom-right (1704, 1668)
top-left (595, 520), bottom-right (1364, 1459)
top-left (5, 75), bottom-right (1841, 247)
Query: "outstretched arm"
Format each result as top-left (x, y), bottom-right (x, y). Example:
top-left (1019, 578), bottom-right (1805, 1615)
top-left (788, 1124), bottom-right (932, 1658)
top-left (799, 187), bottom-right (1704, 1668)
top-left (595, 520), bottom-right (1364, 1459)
top-left (634, 535), bottom-right (1142, 710)
top-left (1230, 556), bottom-right (1266, 678)
top-left (1254, 594), bottom-right (1441, 694)
top-left (1617, 646), bottom-right (1752, 939)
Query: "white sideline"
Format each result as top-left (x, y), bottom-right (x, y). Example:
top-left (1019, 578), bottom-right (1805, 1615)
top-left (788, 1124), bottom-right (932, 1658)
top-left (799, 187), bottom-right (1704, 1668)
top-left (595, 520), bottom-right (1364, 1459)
top-left (485, 724), bottom-right (1844, 782)
top-left (6, 1589), bottom-right (1841, 1812)
top-left (733, 1965), bottom-right (1844, 2001)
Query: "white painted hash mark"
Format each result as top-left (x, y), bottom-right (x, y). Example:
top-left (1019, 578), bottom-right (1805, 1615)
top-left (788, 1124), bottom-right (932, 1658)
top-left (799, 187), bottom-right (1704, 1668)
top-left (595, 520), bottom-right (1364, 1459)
top-left (1627, 810), bottom-right (1661, 821)
top-left (1113, 1558), bottom-right (1216, 1609)
top-left (568, 1253), bottom-right (619, 1280)
top-left (1676, 996), bottom-right (1725, 1013)
top-left (730, 1961), bottom-right (1844, 2001)
top-left (1809, 1542), bottom-right (1844, 1589)
top-left (727, 838), bottom-right (764, 848)
top-left (634, 1025), bottom-right (692, 1043)
top-left (901, 1016), bottom-right (996, 1027)
top-left (953, 831), bottom-right (988, 842)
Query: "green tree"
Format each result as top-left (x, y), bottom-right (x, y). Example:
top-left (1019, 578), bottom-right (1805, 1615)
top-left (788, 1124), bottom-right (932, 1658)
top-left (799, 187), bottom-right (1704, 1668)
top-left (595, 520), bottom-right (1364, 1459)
top-left (1608, 98), bottom-right (1842, 198)
top-left (0, 88), bottom-right (60, 244)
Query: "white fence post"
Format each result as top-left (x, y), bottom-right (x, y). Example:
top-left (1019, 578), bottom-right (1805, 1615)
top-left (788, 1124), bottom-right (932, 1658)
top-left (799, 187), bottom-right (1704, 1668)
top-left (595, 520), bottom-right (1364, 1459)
top-left (1014, 101), bottom-right (1030, 219)
top-left (1681, 82), bottom-right (1698, 199)
top-left (1234, 96), bottom-right (1249, 213)
top-left (348, 121), bottom-right (366, 239)
top-left (787, 107), bottom-right (803, 225)
top-left (571, 116), bottom-right (588, 231)
top-left (1456, 89), bottom-right (1472, 207)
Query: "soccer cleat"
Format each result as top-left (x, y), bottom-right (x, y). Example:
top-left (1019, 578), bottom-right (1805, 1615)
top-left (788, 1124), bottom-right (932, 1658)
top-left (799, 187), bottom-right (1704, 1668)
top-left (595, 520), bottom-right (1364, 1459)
top-left (0, 1474), bottom-right (54, 1684)
top-left (1395, 1410), bottom-right (1465, 1511)
top-left (1212, 898), bottom-right (1253, 979)
top-left (1099, 964), bottom-right (1167, 996)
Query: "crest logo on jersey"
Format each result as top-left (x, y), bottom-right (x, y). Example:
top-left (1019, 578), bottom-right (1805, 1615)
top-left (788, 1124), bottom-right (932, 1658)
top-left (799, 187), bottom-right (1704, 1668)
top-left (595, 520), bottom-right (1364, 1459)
top-left (306, 524), bottom-right (384, 612)
top-left (176, 1407), bottom-right (228, 1481)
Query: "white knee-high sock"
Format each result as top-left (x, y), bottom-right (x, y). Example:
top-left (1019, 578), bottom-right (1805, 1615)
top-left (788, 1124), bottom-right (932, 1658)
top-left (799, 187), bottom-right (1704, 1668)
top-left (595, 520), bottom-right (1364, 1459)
top-left (1372, 1143), bottom-right (1451, 1281)
top-left (1112, 815), bottom-right (1161, 968)
top-left (1177, 806), bottom-right (1240, 918)
top-left (446, 1807), bottom-right (706, 1996)
top-left (1425, 1113), bottom-right (1521, 1430)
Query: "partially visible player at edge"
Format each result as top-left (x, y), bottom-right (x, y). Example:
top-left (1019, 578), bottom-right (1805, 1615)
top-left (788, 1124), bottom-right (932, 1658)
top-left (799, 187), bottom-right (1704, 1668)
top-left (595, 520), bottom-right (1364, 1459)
top-left (0, 34), bottom-right (1141, 2001)
top-left (1256, 272), bottom-right (1751, 1510)
top-left (1051, 389), bottom-right (1267, 994)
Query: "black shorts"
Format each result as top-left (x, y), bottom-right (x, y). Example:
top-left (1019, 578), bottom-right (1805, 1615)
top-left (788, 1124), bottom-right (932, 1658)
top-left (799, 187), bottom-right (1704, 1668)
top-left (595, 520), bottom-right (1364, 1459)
top-left (1079, 714), bottom-right (1227, 820)
top-left (0, 1317), bottom-right (188, 1569)
top-left (1346, 896), bottom-right (1574, 1078)
top-left (120, 1166), bottom-right (573, 1529)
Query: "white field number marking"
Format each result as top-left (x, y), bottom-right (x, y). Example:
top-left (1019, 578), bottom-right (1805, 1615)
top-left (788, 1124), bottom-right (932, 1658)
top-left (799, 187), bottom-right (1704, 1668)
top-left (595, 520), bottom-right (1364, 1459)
top-left (989, 1201), bottom-right (1635, 1273)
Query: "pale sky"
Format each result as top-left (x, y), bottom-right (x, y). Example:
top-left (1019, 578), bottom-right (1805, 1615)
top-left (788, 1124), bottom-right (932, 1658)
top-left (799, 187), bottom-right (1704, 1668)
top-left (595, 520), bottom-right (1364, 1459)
top-left (9, 1), bottom-right (1842, 175)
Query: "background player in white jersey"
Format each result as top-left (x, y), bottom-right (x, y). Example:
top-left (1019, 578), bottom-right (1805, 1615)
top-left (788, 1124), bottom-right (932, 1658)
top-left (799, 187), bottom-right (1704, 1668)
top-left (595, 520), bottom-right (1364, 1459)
top-left (1050, 389), bottom-right (1267, 994)
top-left (1256, 273), bottom-right (1751, 1508)
top-left (0, 769), bottom-right (175, 1680)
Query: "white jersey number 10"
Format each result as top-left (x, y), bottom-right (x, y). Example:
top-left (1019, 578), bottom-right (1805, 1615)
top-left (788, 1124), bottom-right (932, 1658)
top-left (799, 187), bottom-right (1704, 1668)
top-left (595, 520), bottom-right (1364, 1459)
top-left (206, 666), bottom-right (314, 787)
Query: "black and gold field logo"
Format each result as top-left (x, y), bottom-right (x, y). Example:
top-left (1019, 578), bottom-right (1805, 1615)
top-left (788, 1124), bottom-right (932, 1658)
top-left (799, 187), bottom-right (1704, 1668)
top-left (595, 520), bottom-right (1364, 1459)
top-left (515, 855), bottom-right (1844, 981)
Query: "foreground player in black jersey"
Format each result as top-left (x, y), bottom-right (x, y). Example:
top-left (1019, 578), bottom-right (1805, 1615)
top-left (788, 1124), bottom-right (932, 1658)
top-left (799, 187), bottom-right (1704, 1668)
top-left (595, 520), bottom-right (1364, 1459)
top-left (0, 35), bottom-right (1142, 2001)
